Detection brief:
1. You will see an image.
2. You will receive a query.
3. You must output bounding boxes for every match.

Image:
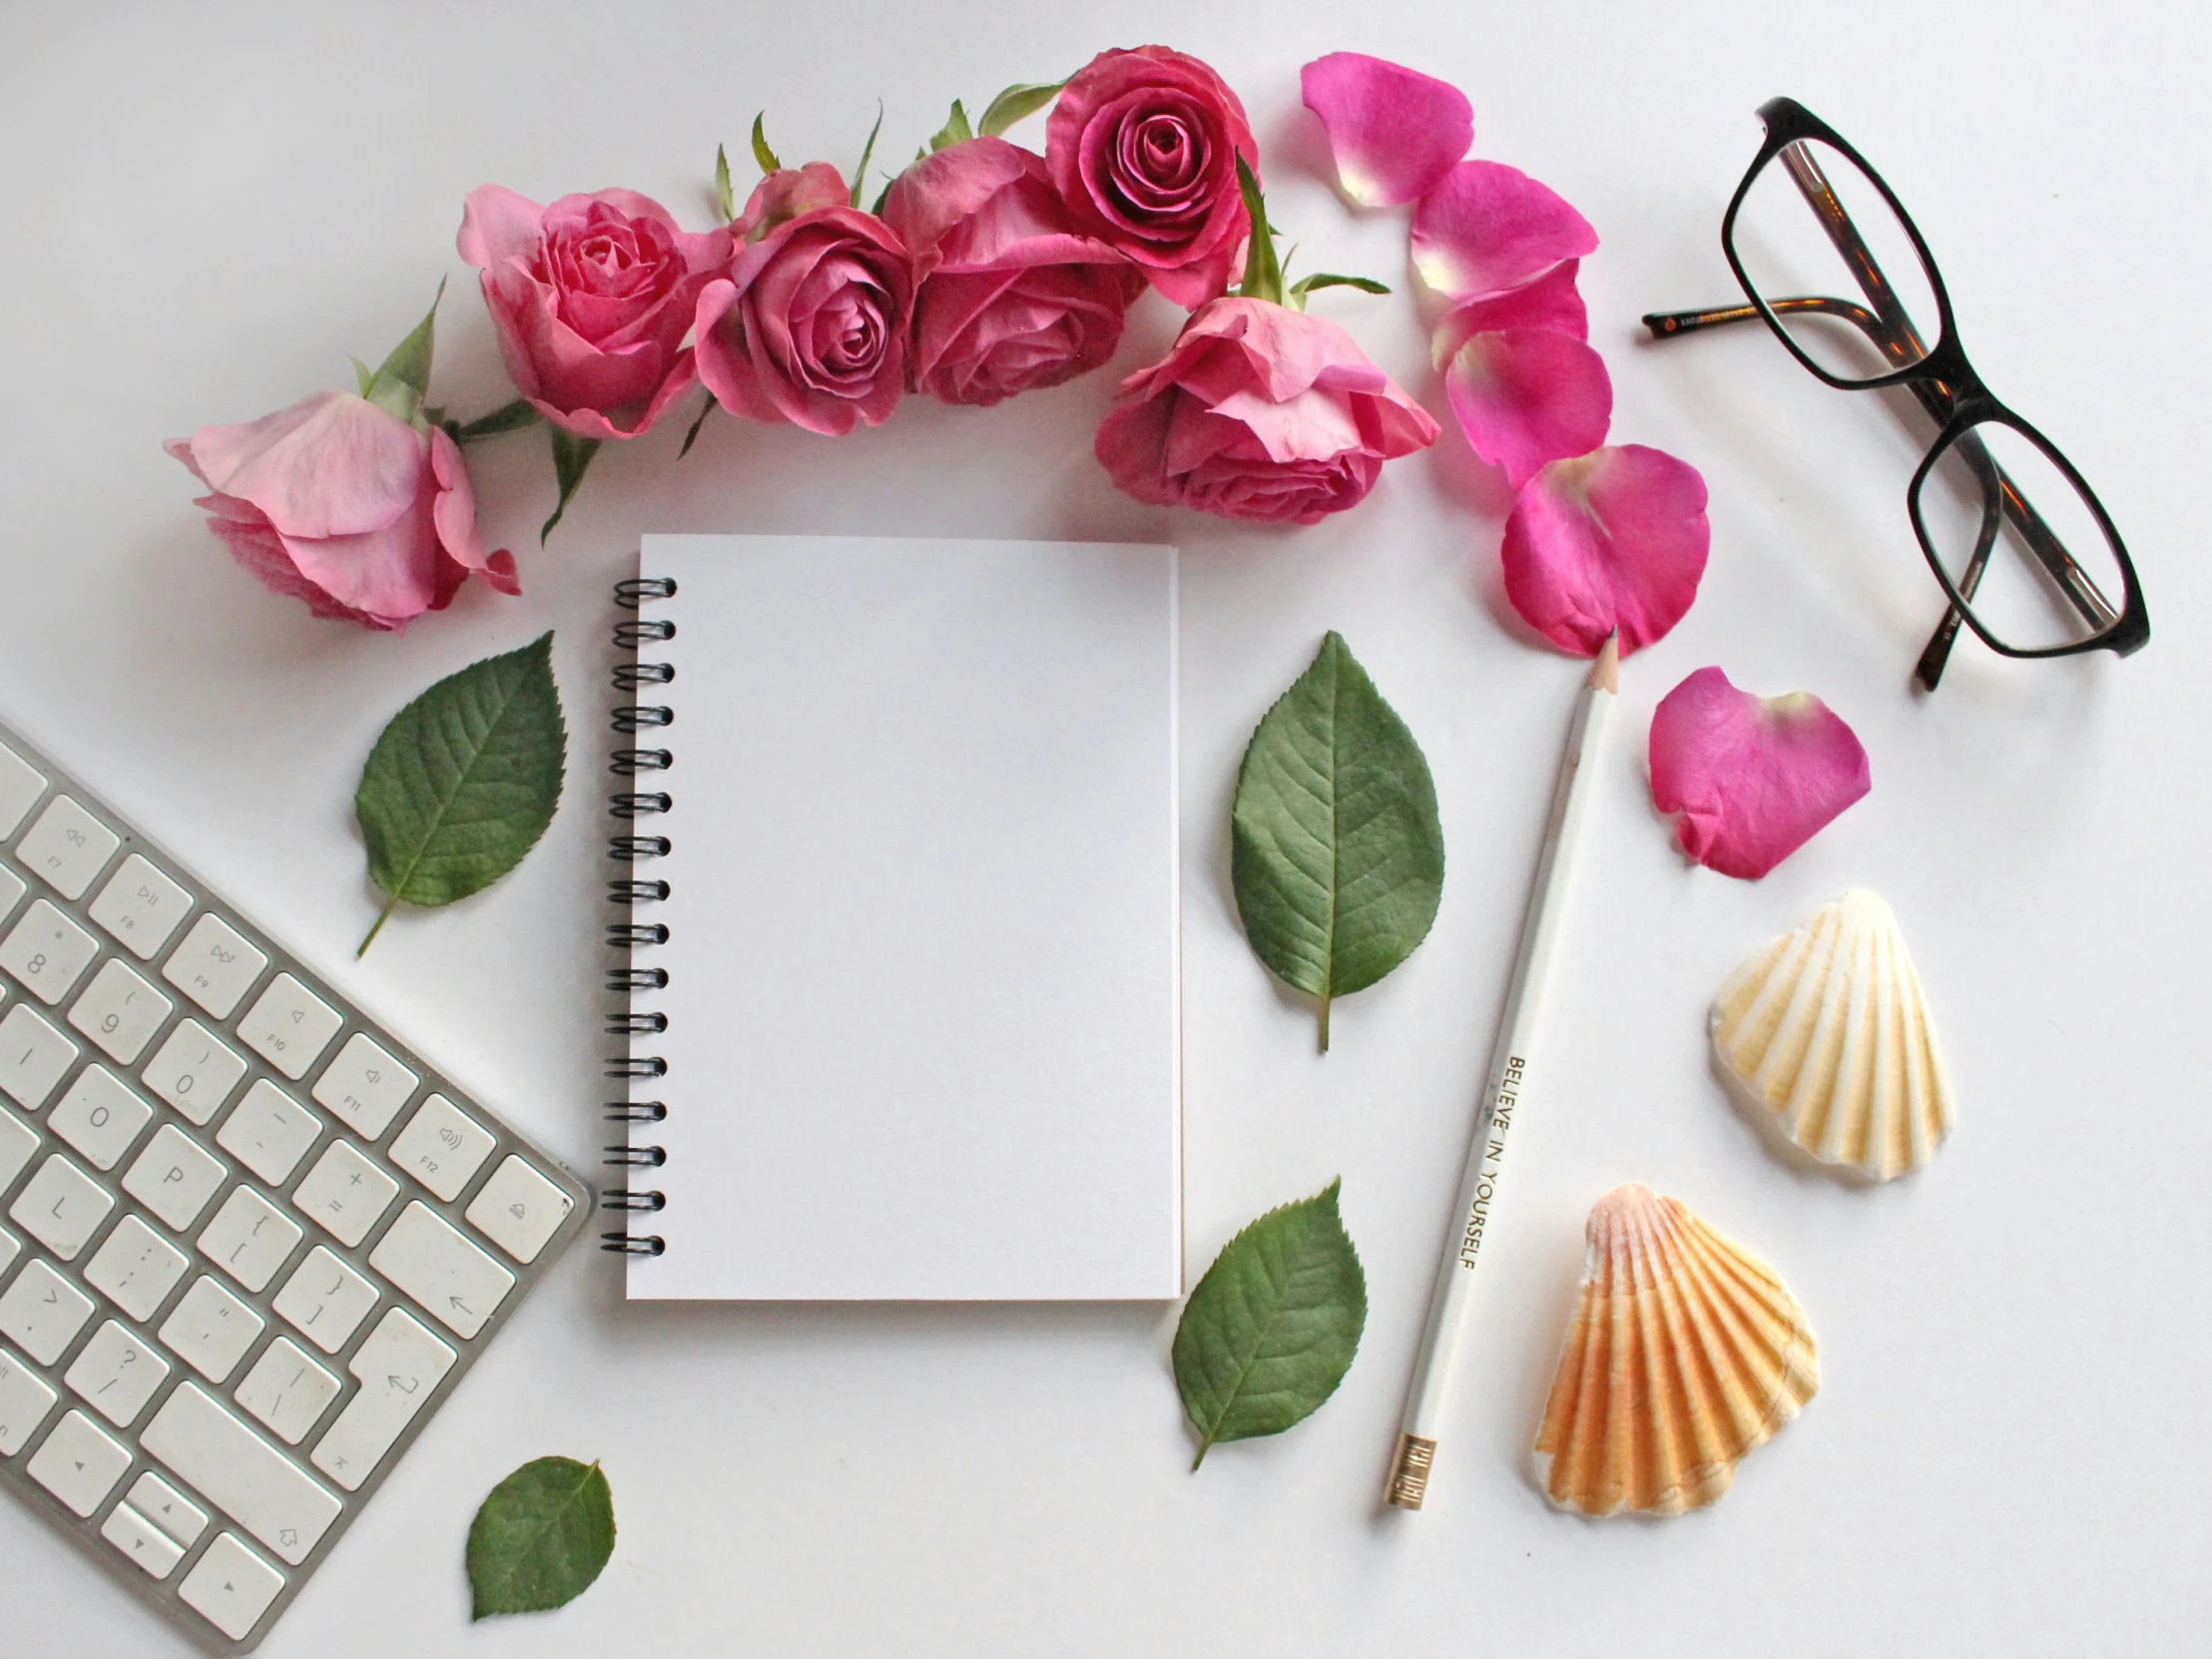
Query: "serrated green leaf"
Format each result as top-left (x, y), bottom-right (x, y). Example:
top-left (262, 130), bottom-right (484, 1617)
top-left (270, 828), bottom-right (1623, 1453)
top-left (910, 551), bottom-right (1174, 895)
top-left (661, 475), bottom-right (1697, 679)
top-left (851, 102), bottom-right (884, 207)
top-left (466, 1456), bottom-right (615, 1620)
top-left (1233, 157), bottom-right (1283, 308)
top-left (449, 398), bottom-right (541, 442)
top-left (977, 78), bottom-right (1067, 137)
top-left (363, 277), bottom-right (444, 424)
top-left (540, 428), bottom-right (601, 543)
top-left (714, 142), bottom-right (736, 223)
top-left (355, 632), bottom-right (566, 955)
top-left (1288, 273), bottom-right (1391, 310)
top-left (1174, 1180), bottom-right (1367, 1469)
top-left (928, 98), bottom-right (973, 153)
top-left (1231, 632), bottom-right (1443, 1051)
top-left (751, 113), bottom-right (781, 176)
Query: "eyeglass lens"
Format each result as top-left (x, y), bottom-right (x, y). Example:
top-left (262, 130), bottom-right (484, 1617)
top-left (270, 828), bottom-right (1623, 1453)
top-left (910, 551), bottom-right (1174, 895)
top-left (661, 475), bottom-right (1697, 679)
top-left (1913, 420), bottom-right (2125, 651)
top-left (1730, 139), bottom-right (1941, 384)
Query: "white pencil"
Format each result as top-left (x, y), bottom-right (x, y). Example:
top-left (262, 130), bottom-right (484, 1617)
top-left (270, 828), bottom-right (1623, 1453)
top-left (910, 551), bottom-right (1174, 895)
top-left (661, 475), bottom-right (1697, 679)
top-left (1384, 631), bottom-right (1619, 1510)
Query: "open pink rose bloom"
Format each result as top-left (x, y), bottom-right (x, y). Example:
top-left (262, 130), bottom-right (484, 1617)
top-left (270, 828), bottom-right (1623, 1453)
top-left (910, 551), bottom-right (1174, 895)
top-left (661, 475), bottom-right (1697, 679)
top-left (880, 136), bottom-right (1144, 406)
top-left (1095, 296), bottom-right (1438, 524)
top-left (169, 391), bottom-right (518, 631)
top-left (1501, 444), bottom-right (1709, 655)
top-left (1649, 667), bottom-right (1873, 879)
top-left (1300, 52), bottom-right (1473, 208)
top-left (457, 186), bottom-right (730, 440)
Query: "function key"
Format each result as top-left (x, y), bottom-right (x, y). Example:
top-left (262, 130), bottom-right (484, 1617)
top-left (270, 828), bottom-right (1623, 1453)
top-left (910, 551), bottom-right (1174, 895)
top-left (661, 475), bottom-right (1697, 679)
top-left (0, 741), bottom-right (46, 841)
top-left (14, 796), bottom-right (121, 901)
top-left (310, 1033), bottom-right (417, 1139)
top-left (162, 914), bottom-right (269, 1020)
top-left (464, 1157), bottom-right (577, 1265)
top-left (0, 1003), bottom-right (79, 1111)
top-left (140, 1018), bottom-right (248, 1126)
top-left (387, 1094), bottom-right (496, 1202)
top-left (238, 973), bottom-right (341, 1081)
top-left (0, 899), bottom-right (100, 1005)
top-left (89, 854), bottom-right (194, 959)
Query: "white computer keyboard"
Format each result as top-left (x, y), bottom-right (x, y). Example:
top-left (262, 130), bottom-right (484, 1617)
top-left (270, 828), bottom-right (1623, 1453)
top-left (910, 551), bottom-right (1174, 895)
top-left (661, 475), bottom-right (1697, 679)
top-left (0, 714), bottom-right (590, 1653)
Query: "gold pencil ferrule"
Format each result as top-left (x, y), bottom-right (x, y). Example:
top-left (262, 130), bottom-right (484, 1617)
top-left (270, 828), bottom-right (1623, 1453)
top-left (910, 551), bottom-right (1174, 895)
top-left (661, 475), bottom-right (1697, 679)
top-left (1384, 1433), bottom-right (1436, 1509)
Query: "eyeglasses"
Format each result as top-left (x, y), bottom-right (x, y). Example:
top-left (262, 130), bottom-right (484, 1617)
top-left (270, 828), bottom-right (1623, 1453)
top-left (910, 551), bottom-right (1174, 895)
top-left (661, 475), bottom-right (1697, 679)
top-left (1643, 96), bottom-right (2149, 691)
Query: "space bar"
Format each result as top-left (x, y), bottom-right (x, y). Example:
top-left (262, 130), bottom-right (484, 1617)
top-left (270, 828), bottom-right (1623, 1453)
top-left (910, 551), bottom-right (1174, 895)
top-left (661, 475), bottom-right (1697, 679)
top-left (141, 1383), bottom-right (343, 1566)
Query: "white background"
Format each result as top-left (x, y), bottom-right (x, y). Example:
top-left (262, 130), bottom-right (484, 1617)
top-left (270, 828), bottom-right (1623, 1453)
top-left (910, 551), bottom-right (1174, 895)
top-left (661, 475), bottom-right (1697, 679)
top-left (1, 2), bottom-right (2205, 1654)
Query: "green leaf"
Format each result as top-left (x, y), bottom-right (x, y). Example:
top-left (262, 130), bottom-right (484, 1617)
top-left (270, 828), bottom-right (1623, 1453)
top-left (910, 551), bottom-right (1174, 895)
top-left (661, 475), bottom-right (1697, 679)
top-left (349, 356), bottom-right (375, 397)
top-left (362, 277), bottom-right (445, 424)
top-left (449, 398), bottom-right (542, 442)
top-left (354, 632), bottom-right (567, 956)
top-left (851, 101), bottom-right (884, 207)
top-left (1231, 632), bottom-right (1443, 1051)
top-left (977, 78), bottom-right (1067, 137)
top-left (1174, 1180), bottom-right (1367, 1469)
top-left (1288, 273), bottom-right (1391, 310)
top-left (928, 98), bottom-right (973, 153)
top-left (751, 113), bottom-right (781, 176)
top-left (540, 428), bottom-right (601, 543)
top-left (678, 396), bottom-right (715, 458)
top-left (1233, 157), bottom-right (1283, 308)
top-left (466, 1456), bottom-right (616, 1620)
top-left (714, 142), bottom-right (736, 223)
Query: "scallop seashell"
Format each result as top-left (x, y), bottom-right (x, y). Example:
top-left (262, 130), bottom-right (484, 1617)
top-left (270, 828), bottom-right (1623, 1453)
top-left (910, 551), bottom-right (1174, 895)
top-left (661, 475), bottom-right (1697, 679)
top-left (1710, 888), bottom-right (1954, 1181)
top-left (1533, 1183), bottom-right (1817, 1517)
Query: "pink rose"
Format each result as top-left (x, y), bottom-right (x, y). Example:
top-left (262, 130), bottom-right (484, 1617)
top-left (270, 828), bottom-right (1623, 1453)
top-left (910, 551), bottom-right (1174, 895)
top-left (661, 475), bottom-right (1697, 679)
top-left (879, 136), bottom-right (1144, 406)
top-left (168, 391), bottom-right (518, 630)
top-left (1046, 45), bottom-right (1260, 309)
top-left (457, 186), bottom-right (730, 440)
top-left (1095, 297), bottom-right (1439, 524)
top-left (693, 167), bottom-right (915, 435)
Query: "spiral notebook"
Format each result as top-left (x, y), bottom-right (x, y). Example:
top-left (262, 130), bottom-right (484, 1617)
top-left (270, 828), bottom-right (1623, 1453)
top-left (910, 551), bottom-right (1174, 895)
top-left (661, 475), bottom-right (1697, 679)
top-left (605, 535), bottom-right (1182, 1301)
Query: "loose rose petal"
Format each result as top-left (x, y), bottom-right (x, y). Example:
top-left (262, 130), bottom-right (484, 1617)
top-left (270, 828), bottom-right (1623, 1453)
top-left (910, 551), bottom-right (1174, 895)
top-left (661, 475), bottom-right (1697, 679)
top-left (1409, 161), bottom-right (1597, 300)
top-left (1431, 260), bottom-right (1587, 362)
top-left (1300, 52), bottom-right (1472, 208)
top-left (1649, 668), bottom-right (1872, 879)
top-left (1500, 445), bottom-right (1709, 656)
top-left (1442, 327), bottom-right (1611, 488)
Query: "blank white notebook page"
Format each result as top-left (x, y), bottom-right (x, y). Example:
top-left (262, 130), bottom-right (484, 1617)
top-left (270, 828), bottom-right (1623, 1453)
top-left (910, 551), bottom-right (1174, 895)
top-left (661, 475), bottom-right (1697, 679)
top-left (626, 535), bottom-right (1181, 1301)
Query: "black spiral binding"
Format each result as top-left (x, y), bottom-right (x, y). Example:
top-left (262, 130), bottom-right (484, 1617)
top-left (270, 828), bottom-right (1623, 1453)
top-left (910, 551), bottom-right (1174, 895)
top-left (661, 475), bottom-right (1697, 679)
top-left (603, 576), bottom-right (678, 1256)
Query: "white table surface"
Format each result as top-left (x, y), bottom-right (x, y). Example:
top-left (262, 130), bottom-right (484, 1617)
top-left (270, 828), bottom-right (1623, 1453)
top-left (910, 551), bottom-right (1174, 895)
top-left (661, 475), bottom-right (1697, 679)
top-left (3, 2), bottom-right (2205, 1654)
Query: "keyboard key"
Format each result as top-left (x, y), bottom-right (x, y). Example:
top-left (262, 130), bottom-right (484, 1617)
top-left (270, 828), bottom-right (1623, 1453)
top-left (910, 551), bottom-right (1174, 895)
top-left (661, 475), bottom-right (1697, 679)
top-left (179, 1532), bottom-right (286, 1642)
top-left (160, 1276), bottom-right (264, 1383)
top-left (0, 1259), bottom-right (95, 1364)
top-left (15, 797), bottom-right (121, 900)
top-left (465, 1156), bottom-right (577, 1265)
top-left (0, 1224), bottom-right (16, 1280)
top-left (0, 1344), bottom-right (59, 1453)
top-left (162, 914), bottom-right (268, 1020)
top-left (369, 1202), bottom-right (513, 1340)
top-left (65, 1319), bottom-right (170, 1427)
top-left (122, 1124), bottom-right (229, 1233)
top-left (101, 1500), bottom-right (186, 1579)
top-left (310, 1307), bottom-right (455, 1491)
top-left (47, 1065), bottom-right (155, 1172)
top-left (142, 1382), bottom-right (342, 1566)
top-left (83, 1215), bottom-right (190, 1322)
top-left (140, 1018), bottom-right (247, 1126)
top-left (238, 974), bottom-right (341, 1082)
top-left (290, 1141), bottom-right (398, 1248)
top-left (388, 1094), bottom-right (496, 1202)
top-left (88, 854), bottom-right (194, 959)
top-left (0, 741), bottom-right (44, 839)
top-left (0, 1110), bottom-right (37, 1191)
top-left (67, 958), bottom-right (173, 1064)
top-left (310, 1033), bottom-right (418, 1140)
top-left (128, 1470), bottom-right (210, 1546)
top-left (0, 899), bottom-right (100, 1005)
top-left (197, 1186), bottom-right (303, 1294)
top-left (0, 1002), bottom-right (77, 1110)
top-left (218, 1080), bottom-right (323, 1186)
top-left (235, 1337), bottom-right (340, 1445)
top-left (11, 1153), bottom-right (115, 1259)
top-left (274, 1247), bottom-right (379, 1356)
top-left (27, 1407), bottom-right (132, 1516)
top-left (0, 867), bottom-right (23, 926)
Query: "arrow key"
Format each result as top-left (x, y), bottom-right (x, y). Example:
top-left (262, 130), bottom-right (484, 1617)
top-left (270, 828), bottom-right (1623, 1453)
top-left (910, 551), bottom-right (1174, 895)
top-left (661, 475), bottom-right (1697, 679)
top-left (100, 1500), bottom-right (185, 1579)
top-left (178, 1532), bottom-right (285, 1643)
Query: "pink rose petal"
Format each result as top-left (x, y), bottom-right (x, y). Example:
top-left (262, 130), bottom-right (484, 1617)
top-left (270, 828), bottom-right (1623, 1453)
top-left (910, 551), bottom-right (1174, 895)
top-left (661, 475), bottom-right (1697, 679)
top-left (1649, 668), bottom-right (1872, 879)
top-left (1431, 260), bottom-right (1588, 359)
top-left (1442, 326), bottom-right (1612, 488)
top-left (1500, 444), bottom-right (1709, 656)
top-left (181, 390), bottom-right (422, 540)
top-left (1410, 161), bottom-right (1597, 300)
top-left (1300, 52), bottom-right (1472, 208)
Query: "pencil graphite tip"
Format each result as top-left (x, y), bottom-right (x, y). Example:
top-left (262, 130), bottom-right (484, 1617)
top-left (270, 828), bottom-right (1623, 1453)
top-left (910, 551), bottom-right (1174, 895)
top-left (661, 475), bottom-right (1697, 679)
top-left (1587, 631), bottom-right (1620, 695)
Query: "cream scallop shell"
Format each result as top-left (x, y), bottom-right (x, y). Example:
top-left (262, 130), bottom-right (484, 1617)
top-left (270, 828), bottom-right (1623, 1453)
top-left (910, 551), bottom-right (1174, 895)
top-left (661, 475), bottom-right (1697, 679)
top-left (1533, 1184), bottom-right (1817, 1517)
top-left (1710, 889), bottom-right (1953, 1181)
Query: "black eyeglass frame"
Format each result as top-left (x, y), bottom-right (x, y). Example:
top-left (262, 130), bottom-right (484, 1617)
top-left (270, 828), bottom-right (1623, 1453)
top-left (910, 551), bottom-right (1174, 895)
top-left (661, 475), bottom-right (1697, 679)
top-left (1647, 96), bottom-right (2149, 689)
